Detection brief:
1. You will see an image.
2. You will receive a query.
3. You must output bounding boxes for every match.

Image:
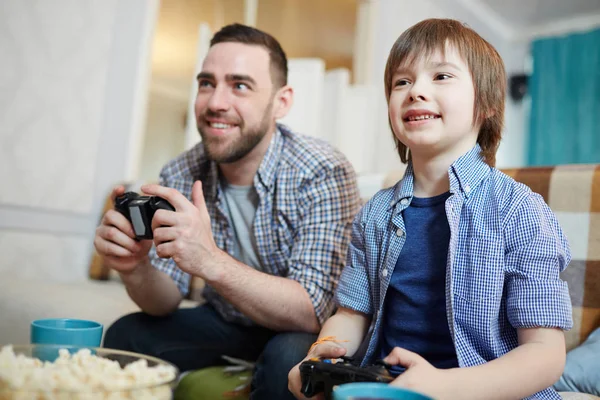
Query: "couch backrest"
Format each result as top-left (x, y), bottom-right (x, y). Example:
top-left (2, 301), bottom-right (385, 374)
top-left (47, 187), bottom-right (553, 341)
top-left (384, 164), bottom-right (600, 350)
top-left (384, 164), bottom-right (600, 351)
top-left (501, 164), bottom-right (600, 351)
top-left (92, 165), bottom-right (600, 351)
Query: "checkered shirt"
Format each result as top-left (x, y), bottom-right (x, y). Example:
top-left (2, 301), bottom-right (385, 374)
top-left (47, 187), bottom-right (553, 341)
top-left (149, 125), bottom-right (360, 326)
top-left (336, 145), bottom-right (573, 400)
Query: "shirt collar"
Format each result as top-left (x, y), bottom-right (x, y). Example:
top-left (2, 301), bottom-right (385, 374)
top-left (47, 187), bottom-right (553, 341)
top-left (254, 124), bottom-right (286, 192)
top-left (388, 144), bottom-right (491, 210)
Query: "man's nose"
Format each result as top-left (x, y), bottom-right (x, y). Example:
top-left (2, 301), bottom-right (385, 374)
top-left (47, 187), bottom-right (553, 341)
top-left (207, 86), bottom-right (231, 112)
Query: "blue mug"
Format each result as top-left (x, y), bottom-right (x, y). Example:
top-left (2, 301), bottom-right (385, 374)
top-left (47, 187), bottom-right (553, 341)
top-left (333, 382), bottom-right (434, 400)
top-left (31, 318), bottom-right (103, 347)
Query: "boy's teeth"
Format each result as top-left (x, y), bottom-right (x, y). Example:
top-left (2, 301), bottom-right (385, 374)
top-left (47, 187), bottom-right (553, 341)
top-left (409, 115), bottom-right (437, 121)
top-left (211, 122), bottom-right (234, 129)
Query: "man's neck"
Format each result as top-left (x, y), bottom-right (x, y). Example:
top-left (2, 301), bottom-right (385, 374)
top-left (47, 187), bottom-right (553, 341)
top-left (218, 128), bottom-right (275, 186)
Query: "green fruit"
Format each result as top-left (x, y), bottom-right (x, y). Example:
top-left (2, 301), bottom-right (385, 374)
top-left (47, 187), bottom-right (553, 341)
top-left (174, 366), bottom-right (252, 400)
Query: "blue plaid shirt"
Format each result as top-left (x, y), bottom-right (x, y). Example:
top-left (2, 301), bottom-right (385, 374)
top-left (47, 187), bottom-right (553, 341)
top-left (336, 145), bottom-right (572, 400)
top-left (149, 125), bottom-right (360, 326)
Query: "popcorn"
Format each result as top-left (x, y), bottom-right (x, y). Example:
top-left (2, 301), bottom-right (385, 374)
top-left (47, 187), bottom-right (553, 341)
top-left (0, 345), bottom-right (177, 400)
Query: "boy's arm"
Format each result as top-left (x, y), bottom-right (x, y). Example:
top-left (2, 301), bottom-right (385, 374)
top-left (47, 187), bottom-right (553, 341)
top-left (313, 306), bottom-right (372, 357)
top-left (288, 306), bottom-right (371, 399)
top-left (386, 327), bottom-right (565, 400)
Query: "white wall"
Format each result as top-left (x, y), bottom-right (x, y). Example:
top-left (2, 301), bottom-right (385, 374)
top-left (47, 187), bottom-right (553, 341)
top-left (279, 58), bottom-right (326, 140)
top-left (0, 0), bottom-right (159, 282)
top-left (139, 85), bottom-right (187, 184)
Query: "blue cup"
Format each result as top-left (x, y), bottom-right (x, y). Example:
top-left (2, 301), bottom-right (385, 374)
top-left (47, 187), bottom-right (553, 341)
top-left (333, 382), bottom-right (434, 400)
top-left (31, 318), bottom-right (103, 347)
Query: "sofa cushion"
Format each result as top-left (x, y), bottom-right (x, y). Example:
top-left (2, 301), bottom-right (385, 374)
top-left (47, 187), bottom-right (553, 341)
top-left (554, 327), bottom-right (600, 396)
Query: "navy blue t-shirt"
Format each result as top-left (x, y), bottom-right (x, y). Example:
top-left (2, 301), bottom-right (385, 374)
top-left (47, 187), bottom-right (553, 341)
top-left (378, 191), bottom-right (459, 375)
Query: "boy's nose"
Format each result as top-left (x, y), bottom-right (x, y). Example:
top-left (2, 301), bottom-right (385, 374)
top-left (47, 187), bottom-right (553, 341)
top-left (408, 80), bottom-right (429, 102)
top-left (409, 94), bottom-right (426, 102)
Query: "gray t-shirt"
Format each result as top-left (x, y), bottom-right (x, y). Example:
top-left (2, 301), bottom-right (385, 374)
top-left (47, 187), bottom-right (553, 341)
top-left (220, 181), bottom-right (263, 271)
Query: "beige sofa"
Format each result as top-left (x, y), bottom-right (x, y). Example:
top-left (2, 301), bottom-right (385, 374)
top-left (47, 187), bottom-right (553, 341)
top-left (2, 164), bottom-right (599, 399)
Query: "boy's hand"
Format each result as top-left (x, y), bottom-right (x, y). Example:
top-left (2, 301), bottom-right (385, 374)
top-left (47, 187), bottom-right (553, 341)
top-left (288, 341), bottom-right (347, 399)
top-left (384, 347), bottom-right (454, 400)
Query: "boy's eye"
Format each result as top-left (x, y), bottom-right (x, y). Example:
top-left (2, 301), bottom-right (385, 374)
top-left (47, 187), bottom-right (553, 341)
top-left (394, 79), bottom-right (410, 87)
top-left (435, 73), bottom-right (452, 81)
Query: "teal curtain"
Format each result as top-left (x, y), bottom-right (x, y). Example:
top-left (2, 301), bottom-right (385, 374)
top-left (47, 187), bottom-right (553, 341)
top-left (528, 28), bottom-right (600, 166)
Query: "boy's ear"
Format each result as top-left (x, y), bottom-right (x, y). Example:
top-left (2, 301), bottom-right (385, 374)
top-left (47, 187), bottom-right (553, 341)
top-left (273, 85), bottom-right (293, 120)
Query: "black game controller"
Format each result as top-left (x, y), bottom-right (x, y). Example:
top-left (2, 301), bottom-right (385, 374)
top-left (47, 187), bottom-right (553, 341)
top-left (114, 192), bottom-right (175, 240)
top-left (299, 357), bottom-right (394, 399)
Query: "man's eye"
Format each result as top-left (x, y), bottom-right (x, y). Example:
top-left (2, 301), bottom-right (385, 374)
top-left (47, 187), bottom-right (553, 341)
top-left (234, 82), bottom-right (249, 90)
top-left (198, 80), bottom-right (213, 88)
top-left (435, 73), bottom-right (452, 80)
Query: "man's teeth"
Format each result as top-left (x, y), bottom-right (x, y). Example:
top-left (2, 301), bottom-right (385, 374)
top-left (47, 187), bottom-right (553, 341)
top-left (408, 115), bottom-right (438, 121)
top-left (210, 122), bottom-right (234, 129)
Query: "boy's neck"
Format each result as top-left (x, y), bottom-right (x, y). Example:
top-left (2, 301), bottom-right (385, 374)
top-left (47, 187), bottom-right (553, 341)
top-left (411, 138), bottom-right (478, 198)
top-left (411, 149), bottom-right (466, 197)
top-left (412, 156), bottom-right (451, 198)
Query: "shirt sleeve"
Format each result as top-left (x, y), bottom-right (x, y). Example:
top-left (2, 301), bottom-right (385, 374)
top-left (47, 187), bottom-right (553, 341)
top-left (334, 202), bottom-right (374, 315)
top-left (504, 191), bottom-right (573, 330)
top-left (148, 166), bottom-right (191, 297)
top-left (286, 162), bottom-right (361, 325)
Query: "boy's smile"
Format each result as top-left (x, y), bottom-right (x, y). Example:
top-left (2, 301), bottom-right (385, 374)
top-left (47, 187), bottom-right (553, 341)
top-left (388, 44), bottom-right (479, 162)
top-left (403, 109), bottom-right (442, 127)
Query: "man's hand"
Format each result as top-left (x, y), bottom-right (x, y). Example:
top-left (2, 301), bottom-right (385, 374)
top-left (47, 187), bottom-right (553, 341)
top-left (93, 186), bottom-right (153, 274)
top-left (384, 347), bottom-right (453, 400)
top-left (142, 181), bottom-right (223, 280)
top-left (288, 341), bottom-right (347, 400)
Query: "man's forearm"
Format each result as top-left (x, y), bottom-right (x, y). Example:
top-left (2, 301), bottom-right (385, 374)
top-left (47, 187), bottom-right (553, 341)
top-left (443, 339), bottom-right (565, 400)
top-left (204, 252), bottom-right (321, 332)
top-left (120, 257), bottom-right (183, 316)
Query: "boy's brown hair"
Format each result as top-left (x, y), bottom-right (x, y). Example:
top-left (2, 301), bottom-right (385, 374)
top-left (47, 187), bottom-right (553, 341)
top-left (384, 18), bottom-right (506, 166)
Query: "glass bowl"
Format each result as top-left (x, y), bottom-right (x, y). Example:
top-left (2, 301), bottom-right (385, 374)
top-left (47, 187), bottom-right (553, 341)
top-left (0, 344), bottom-right (179, 400)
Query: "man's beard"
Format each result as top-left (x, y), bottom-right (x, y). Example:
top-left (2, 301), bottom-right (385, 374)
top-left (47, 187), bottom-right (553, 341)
top-left (198, 103), bottom-right (273, 164)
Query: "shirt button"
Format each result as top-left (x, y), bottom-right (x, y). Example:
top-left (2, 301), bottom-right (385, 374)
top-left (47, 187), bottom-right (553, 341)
top-left (465, 184), bottom-right (471, 194)
top-left (396, 228), bottom-right (404, 237)
top-left (400, 198), bottom-right (409, 206)
top-left (382, 269), bottom-right (388, 278)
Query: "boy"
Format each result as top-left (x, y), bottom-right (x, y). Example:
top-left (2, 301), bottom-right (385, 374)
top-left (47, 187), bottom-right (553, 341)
top-left (288, 18), bottom-right (572, 400)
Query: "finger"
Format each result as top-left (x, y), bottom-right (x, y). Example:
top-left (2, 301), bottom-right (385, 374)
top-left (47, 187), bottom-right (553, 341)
top-left (94, 236), bottom-right (134, 258)
top-left (383, 347), bottom-right (422, 368)
top-left (110, 185), bottom-right (126, 202)
top-left (191, 180), bottom-right (207, 211)
top-left (96, 225), bottom-right (141, 254)
top-left (151, 209), bottom-right (178, 231)
top-left (311, 342), bottom-right (347, 359)
top-left (103, 210), bottom-right (136, 239)
top-left (141, 184), bottom-right (190, 212)
top-left (155, 241), bottom-right (176, 259)
top-left (153, 226), bottom-right (178, 244)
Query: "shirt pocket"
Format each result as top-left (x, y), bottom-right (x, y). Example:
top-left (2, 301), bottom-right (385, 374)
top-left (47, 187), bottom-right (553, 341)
top-left (453, 238), bottom-right (505, 302)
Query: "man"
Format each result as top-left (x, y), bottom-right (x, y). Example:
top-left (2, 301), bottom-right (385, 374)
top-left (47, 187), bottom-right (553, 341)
top-left (94, 23), bottom-right (360, 399)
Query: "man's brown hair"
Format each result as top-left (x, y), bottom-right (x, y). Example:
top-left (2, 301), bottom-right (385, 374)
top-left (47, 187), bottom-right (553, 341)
top-left (384, 18), bottom-right (506, 166)
top-left (211, 23), bottom-right (288, 88)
